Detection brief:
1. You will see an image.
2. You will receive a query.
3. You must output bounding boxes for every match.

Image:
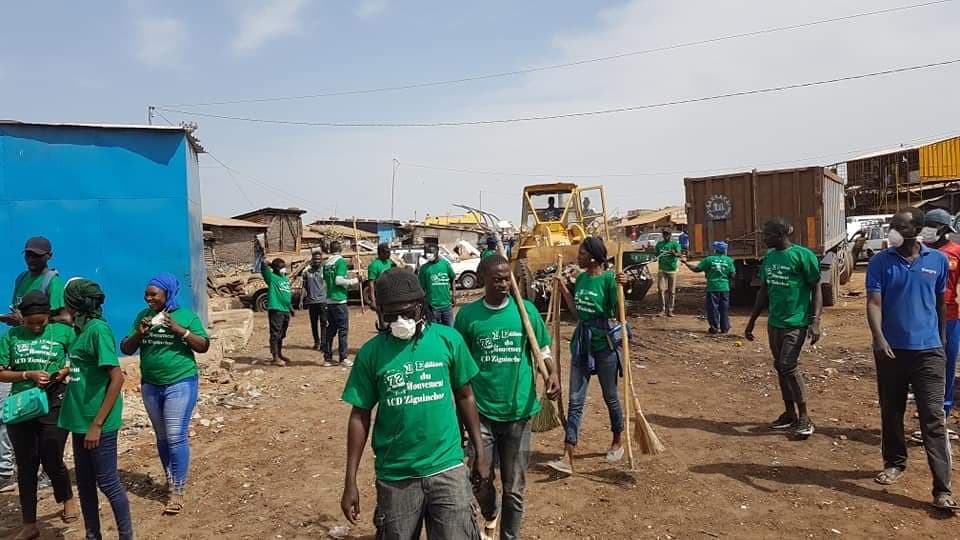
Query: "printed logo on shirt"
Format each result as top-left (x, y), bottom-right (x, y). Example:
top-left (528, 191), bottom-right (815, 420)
top-left (278, 281), bottom-right (292, 294)
top-left (574, 288), bottom-right (601, 315)
top-left (383, 361), bottom-right (447, 408)
top-left (473, 329), bottom-right (523, 366)
top-left (921, 267), bottom-right (939, 277)
top-left (764, 263), bottom-right (797, 288)
top-left (11, 339), bottom-right (63, 366)
top-left (430, 273), bottom-right (451, 287)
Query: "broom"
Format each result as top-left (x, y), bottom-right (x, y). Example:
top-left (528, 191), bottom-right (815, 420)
top-left (352, 217), bottom-right (366, 315)
top-left (616, 245), bottom-right (665, 459)
top-left (531, 255), bottom-right (566, 432)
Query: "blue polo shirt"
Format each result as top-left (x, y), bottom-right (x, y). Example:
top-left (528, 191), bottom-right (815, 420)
top-left (866, 245), bottom-right (948, 350)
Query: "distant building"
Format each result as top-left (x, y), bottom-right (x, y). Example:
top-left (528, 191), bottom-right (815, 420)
top-left (424, 212), bottom-right (482, 226)
top-left (311, 218), bottom-right (402, 245)
top-left (614, 206), bottom-right (687, 240)
top-left (401, 223), bottom-right (484, 250)
top-left (232, 207), bottom-right (306, 254)
top-left (203, 215), bottom-right (267, 265)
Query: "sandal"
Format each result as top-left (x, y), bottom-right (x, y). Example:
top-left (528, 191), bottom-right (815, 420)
top-left (875, 467), bottom-right (905, 486)
top-left (545, 459), bottom-right (573, 476)
top-left (61, 499), bottom-right (80, 523)
top-left (933, 493), bottom-right (960, 511)
top-left (164, 495), bottom-right (184, 515)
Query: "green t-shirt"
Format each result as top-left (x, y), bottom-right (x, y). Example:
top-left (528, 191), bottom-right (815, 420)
top-left (480, 249), bottom-right (497, 259)
top-left (572, 271), bottom-right (618, 352)
top-left (454, 297), bottom-right (550, 422)
top-left (759, 244), bottom-right (821, 329)
top-left (695, 255), bottom-right (736, 293)
top-left (367, 258), bottom-right (395, 282)
top-left (418, 259), bottom-right (457, 309)
top-left (655, 240), bottom-right (682, 273)
top-left (0, 322), bottom-right (74, 395)
top-left (261, 266), bottom-right (292, 312)
top-left (12, 270), bottom-right (66, 311)
top-left (59, 319), bottom-right (123, 434)
top-left (341, 324), bottom-right (479, 482)
top-left (128, 307), bottom-right (208, 385)
top-left (324, 257), bottom-right (350, 303)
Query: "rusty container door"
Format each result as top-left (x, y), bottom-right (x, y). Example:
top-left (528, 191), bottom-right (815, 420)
top-left (684, 172), bottom-right (756, 259)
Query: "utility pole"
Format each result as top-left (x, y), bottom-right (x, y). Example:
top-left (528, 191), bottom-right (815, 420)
top-left (147, 106), bottom-right (155, 125)
top-left (390, 158), bottom-right (400, 220)
top-left (479, 190), bottom-right (483, 214)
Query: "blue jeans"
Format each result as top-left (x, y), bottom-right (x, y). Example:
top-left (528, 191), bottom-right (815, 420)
top-left (324, 303), bottom-right (350, 362)
top-left (432, 306), bottom-right (454, 327)
top-left (945, 319), bottom-right (960, 416)
top-left (565, 348), bottom-right (624, 446)
top-left (142, 375), bottom-right (199, 495)
top-left (72, 430), bottom-right (133, 540)
top-left (0, 382), bottom-right (14, 477)
top-left (706, 292), bottom-right (731, 333)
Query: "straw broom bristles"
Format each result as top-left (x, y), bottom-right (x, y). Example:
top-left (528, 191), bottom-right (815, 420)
top-left (531, 255), bottom-right (565, 433)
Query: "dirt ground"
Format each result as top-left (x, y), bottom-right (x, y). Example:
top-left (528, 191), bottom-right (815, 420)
top-left (3, 268), bottom-right (960, 539)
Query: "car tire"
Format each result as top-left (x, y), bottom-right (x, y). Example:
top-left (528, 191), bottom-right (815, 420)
top-left (459, 271), bottom-right (479, 290)
top-left (253, 291), bottom-right (269, 312)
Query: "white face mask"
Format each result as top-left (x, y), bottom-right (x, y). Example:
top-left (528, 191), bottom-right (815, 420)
top-left (279, 267), bottom-right (288, 275)
top-left (888, 229), bottom-right (912, 248)
top-left (920, 226), bottom-right (941, 244)
top-left (390, 316), bottom-right (419, 340)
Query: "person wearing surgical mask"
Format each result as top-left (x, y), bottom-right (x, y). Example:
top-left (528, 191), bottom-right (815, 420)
top-left (418, 244), bottom-right (458, 327)
top-left (261, 257), bottom-right (294, 367)
top-left (920, 208), bottom-right (960, 441)
top-left (866, 207), bottom-right (957, 510)
top-left (340, 268), bottom-right (489, 538)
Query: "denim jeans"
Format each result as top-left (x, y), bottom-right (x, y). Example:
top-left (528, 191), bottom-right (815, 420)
top-left (432, 306), bottom-right (454, 327)
top-left (0, 382), bottom-right (14, 478)
top-left (475, 417), bottom-right (530, 540)
top-left (8, 420), bottom-right (73, 522)
top-left (142, 375), bottom-right (199, 495)
top-left (944, 319), bottom-right (960, 416)
top-left (324, 303), bottom-right (350, 362)
top-left (705, 292), bottom-right (731, 333)
top-left (72, 430), bottom-right (133, 540)
top-left (374, 465), bottom-right (478, 539)
top-left (565, 347), bottom-right (624, 446)
top-left (768, 326), bottom-right (809, 405)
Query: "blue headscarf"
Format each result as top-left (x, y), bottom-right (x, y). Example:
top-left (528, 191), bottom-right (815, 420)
top-left (148, 272), bottom-right (180, 312)
top-left (713, 241), bottom-right (728, 254)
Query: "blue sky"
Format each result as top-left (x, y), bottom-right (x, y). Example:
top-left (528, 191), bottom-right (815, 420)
top-left (2, 0), bottom-right (958, 222)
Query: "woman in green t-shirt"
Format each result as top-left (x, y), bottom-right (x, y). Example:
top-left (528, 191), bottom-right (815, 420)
top-left (0, 291), bottom-right (79, 539)
top-left (59, 278), bottom-right (132, 540)
top-left (546, 237), bottom-right (630, 476)
top-left (120, 272), bottom-right (209, 515)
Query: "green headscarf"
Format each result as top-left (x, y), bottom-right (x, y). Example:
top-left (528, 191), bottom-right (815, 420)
top-left (64, 278), bottom-right (105, 328)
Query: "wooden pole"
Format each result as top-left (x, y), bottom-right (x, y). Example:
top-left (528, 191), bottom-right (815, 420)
top-left (616, 244), bottom-right (636, 470)
top-left (551, 254), bottom-right (567, 427)
top-left (353, 217), bottom-right (366, 314)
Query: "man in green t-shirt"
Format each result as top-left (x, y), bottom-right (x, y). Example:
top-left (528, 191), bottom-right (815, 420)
top-left (683, 240), bottom-right (736, 335)
top-left (324, 241), bottom-right (359, 367)
top-left (1, 236), bottom-right (67, 327)
top-left (745, 218), bottom-right (823, 439)
top-left (454, 255), bottom-right (560, 539)
top-left (418, 244), bottom-right (457, 327)
top-left (261, 258), bottom-right (293, 367)
top-left (340, 268), bottom-right (488, 538)
top-left (480, 238), bottom-right (497, 260)
top-left (366, 243), bottom-right (395, 312)
top-left (655, 229), bottom-right (682, 317)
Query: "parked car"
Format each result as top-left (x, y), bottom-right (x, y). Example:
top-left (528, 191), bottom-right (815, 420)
top-left (393, 246), bottom-right (482, 289)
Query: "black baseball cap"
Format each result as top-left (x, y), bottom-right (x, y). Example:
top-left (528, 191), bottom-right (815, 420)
top-left (24, 237), bottom-right (52, 255)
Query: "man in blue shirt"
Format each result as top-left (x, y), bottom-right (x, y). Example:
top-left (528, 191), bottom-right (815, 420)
top-left (866, 207), bottom-right (957, 511)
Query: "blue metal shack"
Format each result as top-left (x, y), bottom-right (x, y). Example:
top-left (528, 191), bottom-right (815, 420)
top-left (0, 121), bottom-right (208, 340)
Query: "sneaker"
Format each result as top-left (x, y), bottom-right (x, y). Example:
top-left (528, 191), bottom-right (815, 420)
top-left (708, 327), bottom-right (718, 335)
top-left (37, 473), bottom-right (52, 491)
top-left (322, 361), bottom-right (336, 368)
top-left (0, 475), bottom-right (16, 493)
top-left (341, 359), bottom-right (354, 368)
top-left (909, 430), bottom-right (924, 445)
top-left (770, 413), bottom-right (798, 430)
top-left (794, 418), bottom-right (815, 437)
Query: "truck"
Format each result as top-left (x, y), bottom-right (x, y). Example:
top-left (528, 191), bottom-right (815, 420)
top-left (684, 166), bottom-right (854, 307)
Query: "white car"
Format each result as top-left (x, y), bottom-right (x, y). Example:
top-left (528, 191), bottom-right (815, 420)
top-left (392, 246), bottom-right (482, 289)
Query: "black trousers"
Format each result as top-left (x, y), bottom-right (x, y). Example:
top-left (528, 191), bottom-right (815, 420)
top-left (324, 304), bottom-right (349, 362)
top-left (7, 418), bottom-right (73, 523)
top-left (307, 303), bottom-right (328, 346)
top-left (268, 309), bottom-right (291, 357)
top-left (875, 348), bottom-right (953, 497)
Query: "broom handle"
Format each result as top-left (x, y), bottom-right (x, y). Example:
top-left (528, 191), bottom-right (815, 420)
top-left (491, 245), bottom-right (550, 384)
top-left (616, 245), bottom-right (636, 470)
top-left (551, 256), bottom-right (567, 427)
top-left (353, 217), bottom-right (366, 315)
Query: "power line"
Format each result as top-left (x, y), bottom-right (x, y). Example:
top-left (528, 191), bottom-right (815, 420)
top-left (159, 0), bottom-right (952, 107)
top-left (158, 58), bottom-right (960, 128)
top-left (203, 152), bottom-right (338, 214)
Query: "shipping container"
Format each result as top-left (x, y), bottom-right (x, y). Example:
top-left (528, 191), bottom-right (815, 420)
top-left (684, 166), bottom-right (850, 305)
top-left (920, 136), bottom-right (960, 181)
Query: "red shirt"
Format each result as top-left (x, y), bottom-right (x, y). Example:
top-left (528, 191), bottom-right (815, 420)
top-left (938, 241), bottom-right (960, 320)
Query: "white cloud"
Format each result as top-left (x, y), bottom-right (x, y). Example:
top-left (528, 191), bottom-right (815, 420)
top-left (232, 0), bottom-right (307, 53)
top-left (135, 16), bottom-right (186, 67)
top-left (355, 0), bottom-right (389, 19)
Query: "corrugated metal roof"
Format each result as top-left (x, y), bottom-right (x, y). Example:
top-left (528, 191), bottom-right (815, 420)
top-left (233, 207), bottom-right (307, 220)
top-left (308, 224), bottom-right (379, 239)
top-left (0, 120), bottom-right (205, 153)
top-left (202, 215), bottom-right (267, 229)
top-left (615, 206), bottom-right (686, 228)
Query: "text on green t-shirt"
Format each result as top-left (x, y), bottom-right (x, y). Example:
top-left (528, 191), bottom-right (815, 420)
top-left (695, 255), bottom-right (736, 293)
top-left (0, 322), bottom-right (74, 395)
top-left (58, 319), bottom-right (123, 434)
top-left (341, 324), bottom-right (478, 482)
top-left (572, 271), bottom-right (618, 352)
top-left (129, 307), bottom-right (208, 385)
top-left (760, 244), bottom-right (821, 329)
top-left (454, 297), bottom-right (550, 422)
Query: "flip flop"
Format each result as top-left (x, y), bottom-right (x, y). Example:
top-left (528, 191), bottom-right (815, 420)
top-left (545, 460), bottom-right (573, 476)
top-left (606, 446), bottom-right (625, 463)
top-left (875, 467), bottom-right (905, 486)
top-left (933, 493), bottom-right (960, 511)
